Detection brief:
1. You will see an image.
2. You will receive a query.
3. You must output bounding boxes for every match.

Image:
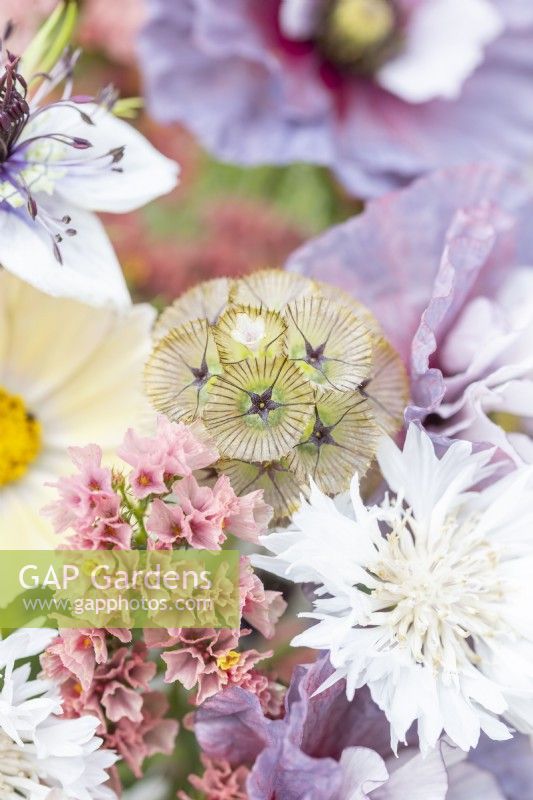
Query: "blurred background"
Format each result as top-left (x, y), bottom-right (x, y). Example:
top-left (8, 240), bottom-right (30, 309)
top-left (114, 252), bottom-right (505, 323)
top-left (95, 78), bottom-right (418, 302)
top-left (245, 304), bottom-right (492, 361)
top-left (5, 0), bottom-right (362, 312)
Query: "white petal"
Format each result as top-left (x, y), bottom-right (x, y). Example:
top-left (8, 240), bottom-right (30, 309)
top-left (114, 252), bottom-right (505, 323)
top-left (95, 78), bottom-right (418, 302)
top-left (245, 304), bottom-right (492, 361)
top-left (377, 0), bottom-right (504, 103)
top-left (0, 203), bottom-right (130, 308)
top-left (32, 103), bottom-right (180, 213)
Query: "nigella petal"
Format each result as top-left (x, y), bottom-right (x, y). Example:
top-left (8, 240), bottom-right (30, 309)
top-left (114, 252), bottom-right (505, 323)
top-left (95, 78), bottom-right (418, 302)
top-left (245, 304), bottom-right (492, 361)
top-left (0, 200), bottom-right (130, 308)
top-left (20, 102), bottom-right (179, 213)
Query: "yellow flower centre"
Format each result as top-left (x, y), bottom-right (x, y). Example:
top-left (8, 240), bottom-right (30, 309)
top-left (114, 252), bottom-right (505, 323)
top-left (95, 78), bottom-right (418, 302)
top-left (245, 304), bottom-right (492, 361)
top-left (0, 388), bottom-right (41, 487)
top-left (216, 650), bottom-right (241, 671)
top-left (322, 0), bottom-right (398, 71)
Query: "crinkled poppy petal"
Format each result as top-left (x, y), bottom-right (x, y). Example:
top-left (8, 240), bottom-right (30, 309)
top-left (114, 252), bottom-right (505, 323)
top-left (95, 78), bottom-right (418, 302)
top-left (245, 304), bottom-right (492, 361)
top-left (362, 335), bottom-right (410, 434)
top-left (154, 277), bottom-right (230, 341)
top-left (218, 458), bottom-right (304, 522)
top-left (230, 270), bottom-right (314, 310)
top-left (213, 305), bottom-right (287, 363)
top-left (204, 356), bottom-right (314, 461)
top-left (287, 388), bottom-right (379, 494)
top-left (285, 296), bottom-right (373, 391)
top-left (145, 319), bottom-right (222, 422)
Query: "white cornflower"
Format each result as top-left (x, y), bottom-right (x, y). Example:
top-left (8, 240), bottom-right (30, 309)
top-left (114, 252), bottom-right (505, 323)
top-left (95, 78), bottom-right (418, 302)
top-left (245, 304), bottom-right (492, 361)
top-left (0, 40), bottom-right (177, 307)
top-left (0, 271), bottom-right (155, 548)
top-left (0, 629), bottom-right (118, 800)
top-left (255, 424), bottom-right (533, 753)
top-left (0, 628), bottom-right (60, 744)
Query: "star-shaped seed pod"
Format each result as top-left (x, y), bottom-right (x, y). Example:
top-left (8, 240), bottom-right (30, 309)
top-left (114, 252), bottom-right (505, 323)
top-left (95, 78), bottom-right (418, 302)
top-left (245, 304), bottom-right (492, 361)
top-left (360, 335), bottom-right (409, 434)
top-left (287, 388), bottom-right (379, 495)
top-left (204, 356), bottom-right (314, 461)
top-left (285, 296), bottom-right (372, 391)
top-left (145, 319), bottom-right (222, 422)
top-left (154, 277), bottom-right (230, 341)
top-left (312, 279), bottom-right (383, 336)
top-left (212, 306), bottom-right (287, 363)
top-left (146, 269), bottom-right (409, 522)
top-left (218, 458), bottom-right (304, 522)
top-left (230, 269), bottom-right (313, 310)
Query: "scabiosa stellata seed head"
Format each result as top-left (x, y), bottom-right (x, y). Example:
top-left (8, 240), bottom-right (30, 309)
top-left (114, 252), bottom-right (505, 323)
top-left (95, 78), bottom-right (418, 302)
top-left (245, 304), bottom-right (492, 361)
top-left (146, 269), bottom-right (408, 521)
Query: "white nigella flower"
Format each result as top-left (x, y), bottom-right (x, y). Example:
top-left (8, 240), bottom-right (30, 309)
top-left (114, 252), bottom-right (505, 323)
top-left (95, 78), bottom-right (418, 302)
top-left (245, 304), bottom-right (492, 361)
top-left (0, 42), bottom-right (178, 307)
top-left (0, 271), bottom-right (155, 548)
top-left (0, 629), bottom-right (117, 800)
top-left (255, 424), bottom-right (533, 753)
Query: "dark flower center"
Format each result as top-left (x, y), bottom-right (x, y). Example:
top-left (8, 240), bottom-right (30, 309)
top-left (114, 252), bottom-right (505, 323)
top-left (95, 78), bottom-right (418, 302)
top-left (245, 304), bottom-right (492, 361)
top-left (191, 359), bottom-right (210, 388)
top-left (318, 0), bottom-right (401, 73)
top-left (305, 340), bottom-right (326, 368)
top-left (308, 414), bottom-right (336, 447)
top-left (247, 387), bottom-right (281, 422)
top-left (0, 55), bottom-right (29, 162)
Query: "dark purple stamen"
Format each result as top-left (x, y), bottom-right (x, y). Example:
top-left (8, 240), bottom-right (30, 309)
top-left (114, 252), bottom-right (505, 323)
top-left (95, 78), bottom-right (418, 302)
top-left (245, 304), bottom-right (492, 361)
top-left (0, 43), bottom-right (127, 263)
top-left (0, 54), bottom-right (29, 162)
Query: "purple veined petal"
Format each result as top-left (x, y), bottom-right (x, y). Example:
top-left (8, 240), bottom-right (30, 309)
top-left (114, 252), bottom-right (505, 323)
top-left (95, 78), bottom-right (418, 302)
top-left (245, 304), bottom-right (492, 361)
top-left (193, 686), bottom-right (270, 765)
top-left (286, 165), bottom-right (527, 364)
top-left (248, 735), bottom-right (341, 800)
top-left (287, 656), bottom-right (393, 761)
top-left (407, 201), bottom-right (513, 419)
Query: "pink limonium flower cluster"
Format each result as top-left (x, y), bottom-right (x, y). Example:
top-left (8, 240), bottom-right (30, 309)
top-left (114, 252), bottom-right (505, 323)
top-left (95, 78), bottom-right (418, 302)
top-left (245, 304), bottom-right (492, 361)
top-left (44, 415), bottom-right (272, 550)
top-left (42, 633), bottom-right (177, 780)
top-left (41, 416), bottom-right (287, 789)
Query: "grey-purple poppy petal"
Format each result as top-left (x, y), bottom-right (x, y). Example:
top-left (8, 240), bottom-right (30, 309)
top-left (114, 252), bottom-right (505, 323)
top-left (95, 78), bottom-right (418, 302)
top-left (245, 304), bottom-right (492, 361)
top-left (139, 1), bottom-right (533, 197)
top-left (372, 750), bottom-right (448, 800)
top-left (447, 761), bottom-right (505, 800)
top-left (193, 686), bottom-right (270, 765)
top-left (468, 734), bottom-right (533, 800)
top-left (287, 655), bottom-right (393, 760)
top-left (247, 735), bottom-right (342, 800)
top-left (286, 165), bottom-right (533, 422)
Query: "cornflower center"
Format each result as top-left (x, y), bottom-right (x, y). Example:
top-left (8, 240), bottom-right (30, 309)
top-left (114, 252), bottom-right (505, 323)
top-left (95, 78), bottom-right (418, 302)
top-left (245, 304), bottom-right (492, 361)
top-left (0, 387), bottom-right (42, 487)
top-left (320, 0), bottom-right (400, 72)
top-left (367, 507), bottom-right (504, 674)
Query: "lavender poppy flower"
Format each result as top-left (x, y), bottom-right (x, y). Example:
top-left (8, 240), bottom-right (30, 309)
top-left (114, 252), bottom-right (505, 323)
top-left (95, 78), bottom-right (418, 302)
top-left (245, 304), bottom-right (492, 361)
top-left (0, 40), bottom-right (177, 307)
top-left (285, 164), bottom-right (533, 466)
top-left (139, 0), bottom-right (533, 197)
top-left (193, 654), bottom-right (528, 798)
